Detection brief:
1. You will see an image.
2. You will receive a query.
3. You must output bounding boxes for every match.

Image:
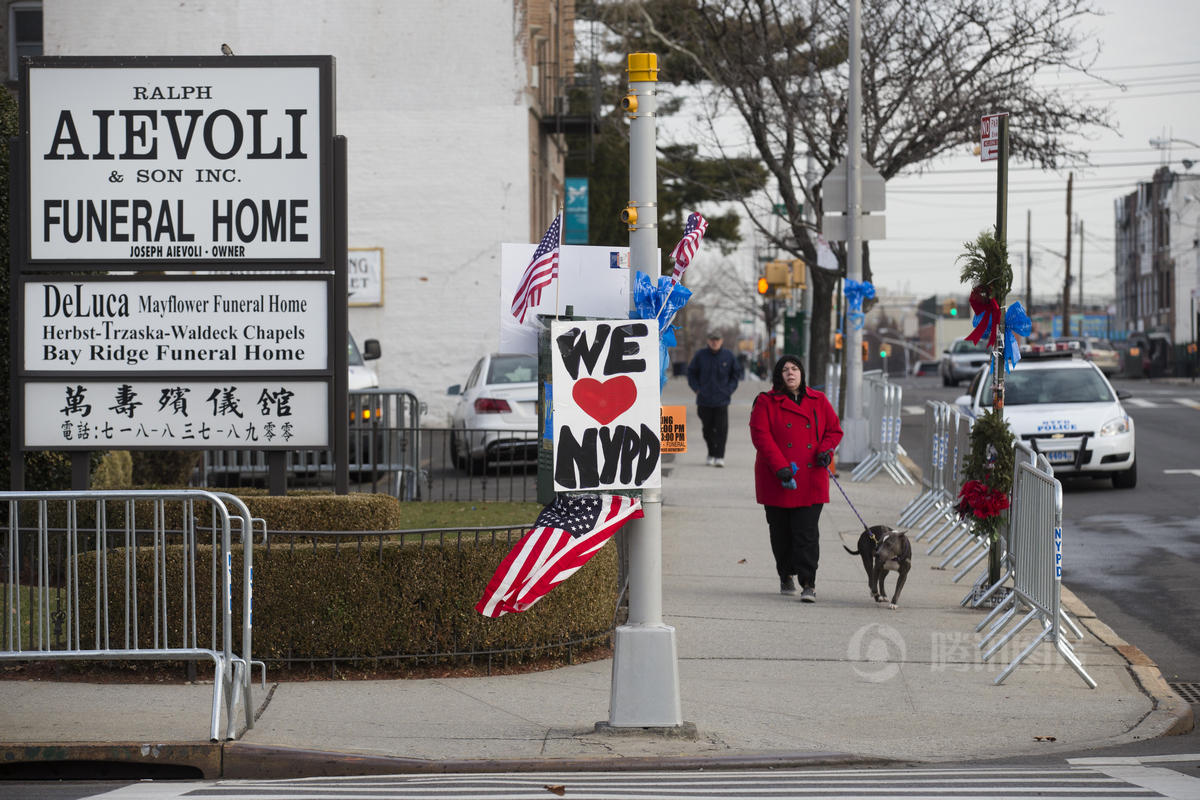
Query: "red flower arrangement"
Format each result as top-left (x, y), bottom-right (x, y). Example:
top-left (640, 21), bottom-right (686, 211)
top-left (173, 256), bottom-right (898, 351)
top-left (956, 479), bottom-right (1010, 520)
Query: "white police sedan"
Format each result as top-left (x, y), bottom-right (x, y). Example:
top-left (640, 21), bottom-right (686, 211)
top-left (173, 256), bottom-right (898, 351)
top-left (954, 352), bottom-right (1137, 488)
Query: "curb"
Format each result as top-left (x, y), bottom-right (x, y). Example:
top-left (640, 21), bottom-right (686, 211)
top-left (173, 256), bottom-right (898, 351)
top-left (221, 743), bottom-right (896, 780)
top-left (0, 741), bottom-right (896, 781)
top-left (1060, 586), bottom-right (1195, 738)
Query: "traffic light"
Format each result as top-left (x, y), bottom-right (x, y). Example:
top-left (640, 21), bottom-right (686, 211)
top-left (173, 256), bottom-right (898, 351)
top-left (861, 341), bottom-right (869, 360)
top-left (834, 332), bottom-right (844, 350)
top-left (880, 343), bottom-right (892, 358)
top-left (789, 258), bottom-right (807, 289)
top-left (941, 298), bottom-right (959, 317)
top-left (757, 276), bottom-right (770, 295)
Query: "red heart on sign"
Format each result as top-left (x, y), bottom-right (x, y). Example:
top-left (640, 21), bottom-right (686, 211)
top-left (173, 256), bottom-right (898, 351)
top-left (572, 376), bottom-right (637, 426)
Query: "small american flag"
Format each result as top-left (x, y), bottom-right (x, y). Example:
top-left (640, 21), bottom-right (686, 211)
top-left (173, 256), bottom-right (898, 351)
top-left (669, 212), bottom-right (708, 284)
top-left (476, 493), bottom-right (643, 617)
top-left (510, 212), bottom-right (562, 323)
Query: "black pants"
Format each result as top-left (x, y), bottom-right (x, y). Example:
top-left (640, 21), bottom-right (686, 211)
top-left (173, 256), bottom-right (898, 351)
top-left (696, 404), bottom-right (729, 458)
top-left (765, 504), bottom-right (823, 588)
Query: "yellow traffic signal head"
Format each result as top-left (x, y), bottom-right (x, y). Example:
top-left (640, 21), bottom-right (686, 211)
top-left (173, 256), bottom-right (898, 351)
top-left (757, 276), bottom-right (769, 295)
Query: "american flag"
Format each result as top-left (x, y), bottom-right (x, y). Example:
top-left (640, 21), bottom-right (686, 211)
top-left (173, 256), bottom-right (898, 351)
top-left (476, 493), bottom-right (643, 618)
top-left (510, 212), bottom-right (562, 324)
top-left (669, 212), bottom-right (708, 284)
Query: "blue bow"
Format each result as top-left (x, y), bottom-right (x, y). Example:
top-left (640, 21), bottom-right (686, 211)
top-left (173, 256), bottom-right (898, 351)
top-left (1004, 302), bottom-right (1032, 372)
top-left (632, 271), bottom-right (693, 391)
top-left (844, 279), bottom-right (875, 331)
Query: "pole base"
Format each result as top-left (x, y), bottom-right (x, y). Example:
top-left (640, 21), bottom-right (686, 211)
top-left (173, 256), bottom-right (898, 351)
top-left (608, 623), bottom-right (682, 727)
top-left (839, 417), bottom-right (870, 464)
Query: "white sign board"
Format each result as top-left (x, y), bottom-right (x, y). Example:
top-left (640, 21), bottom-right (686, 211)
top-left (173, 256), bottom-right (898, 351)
top-left (348, 247), bottom-right (383, 306)
top-left (550, 319), bottom-right (660, 491)
top-left (980, 113), bottom-right (1006, 162)
top-left (821, 214), bottom-right (886, 242)
top-left (823, 157), bottom-right (886, 212)
top-left (24, 379), bottom-right (329, 448)
top-left (26, 61), bottom-right (328, 262)
top-left (23, 278), bottom-right (329, 371)
top-left (500, 244), bottom-right (635, 354)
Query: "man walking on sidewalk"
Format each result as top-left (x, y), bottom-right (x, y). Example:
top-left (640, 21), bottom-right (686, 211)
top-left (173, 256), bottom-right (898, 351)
top-left (687, 332), bottom-right (740, 467)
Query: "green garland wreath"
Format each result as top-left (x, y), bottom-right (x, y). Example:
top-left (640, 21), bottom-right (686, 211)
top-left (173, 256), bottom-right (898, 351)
top-left (956, 230), bottom-right (1017, 543)
top-left (957, 230), bottom-right (1012, 302)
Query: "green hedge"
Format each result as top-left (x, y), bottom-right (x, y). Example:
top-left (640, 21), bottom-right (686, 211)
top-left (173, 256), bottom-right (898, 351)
top-left (76, 539), bottom-right (617, 667)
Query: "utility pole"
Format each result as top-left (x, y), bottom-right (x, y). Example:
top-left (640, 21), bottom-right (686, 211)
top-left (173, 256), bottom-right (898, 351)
top-left (609, 51), bottom-right (682, 730)
top-left (1063, 173), bottom-right (1073, 338)
top-left (1078, 219), bottom-right (1084, 311)
top-left (1025, 209), bottom-right (1032, 311)
top-left (841, 0), bottom-right (868, 464)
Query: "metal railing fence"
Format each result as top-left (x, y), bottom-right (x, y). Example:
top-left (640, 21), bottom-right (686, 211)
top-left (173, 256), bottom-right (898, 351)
top-left (896, 415), bottom-right (1096, 688)
top-left (0, 489), bottom-right (259, 740)
top-left (199, 389), bottom-right (422, 500)
top-left (850, 373), bottom-right (914, 485)
top-left (974, 449), bottom-right (1094, 687)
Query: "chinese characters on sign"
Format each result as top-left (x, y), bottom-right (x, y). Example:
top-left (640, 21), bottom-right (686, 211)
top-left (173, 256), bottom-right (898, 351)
top-left (25, 380), bottom-right (329, 448)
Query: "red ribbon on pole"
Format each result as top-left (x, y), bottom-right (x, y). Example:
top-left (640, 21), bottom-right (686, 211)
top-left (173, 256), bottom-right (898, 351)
top-left (965, 286), bottom-right (1001, 347)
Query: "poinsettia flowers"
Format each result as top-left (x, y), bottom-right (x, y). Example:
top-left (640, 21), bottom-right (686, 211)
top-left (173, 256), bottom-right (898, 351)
top-left (956, 479), bottom-right (1011, 520)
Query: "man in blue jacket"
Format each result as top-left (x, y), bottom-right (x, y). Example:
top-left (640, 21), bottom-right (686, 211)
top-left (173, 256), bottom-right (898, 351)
top-left (687, 332), bottom-right (740, 467)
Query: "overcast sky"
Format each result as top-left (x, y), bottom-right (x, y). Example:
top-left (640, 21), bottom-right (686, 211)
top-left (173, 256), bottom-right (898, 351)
top-left (868, 0), bottom-right (1200, 304)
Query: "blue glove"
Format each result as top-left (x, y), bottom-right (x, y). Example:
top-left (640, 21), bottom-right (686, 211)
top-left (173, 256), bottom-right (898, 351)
top-left (781, 461), bottom-right (799, 490)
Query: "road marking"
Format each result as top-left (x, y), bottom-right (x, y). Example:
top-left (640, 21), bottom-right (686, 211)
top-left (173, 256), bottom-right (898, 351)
top-left (1125, 397), bottom-right (1161, 408)
top-left (1164, 469), bottom-right (1200, 478)
top-left (902, 405), bottom-right (926, 415)
top-left (1173, 397), bottom-right (1200, 409)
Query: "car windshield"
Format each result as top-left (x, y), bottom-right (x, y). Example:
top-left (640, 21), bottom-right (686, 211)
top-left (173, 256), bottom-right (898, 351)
top-left (981, 367), bottom-right (1114, 406)
top-left (348, 335), bottom-right (364, 366)
top-left (487, 355), bottom-right (537, 385)
top-left (951, 340), bottom-right (990, 354)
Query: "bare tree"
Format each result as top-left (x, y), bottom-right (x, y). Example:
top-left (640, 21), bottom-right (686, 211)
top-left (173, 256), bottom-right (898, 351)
top-left (586, 0), bottom-right (1111, 382)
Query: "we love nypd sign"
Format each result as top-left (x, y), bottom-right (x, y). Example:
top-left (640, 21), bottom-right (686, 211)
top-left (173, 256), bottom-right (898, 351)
top-left (21, 56), bottom-right (333, 265)
top-left (550, 320), bottom-right (661, 492)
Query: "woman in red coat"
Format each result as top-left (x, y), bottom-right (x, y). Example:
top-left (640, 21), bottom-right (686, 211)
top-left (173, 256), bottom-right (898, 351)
top-left (749, 355), bottom-right (843, 601)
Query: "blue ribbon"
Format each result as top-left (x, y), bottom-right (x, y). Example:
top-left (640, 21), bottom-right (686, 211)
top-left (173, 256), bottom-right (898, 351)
top-left (843, 279), bottom-right (875, 331)
top-left (632, 271), bottom-right (693, 390)
top-left (1004, 302), bottom-right (1032, 371)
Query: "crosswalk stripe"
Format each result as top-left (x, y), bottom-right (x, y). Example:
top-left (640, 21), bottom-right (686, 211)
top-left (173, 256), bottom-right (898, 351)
top-left (1172, 397), bottom-right (1200, 409)
top-left (87, 765), bottom-right (1177, 800)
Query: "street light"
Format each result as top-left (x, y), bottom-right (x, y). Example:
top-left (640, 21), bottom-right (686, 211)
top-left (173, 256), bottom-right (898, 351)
top-left (1150, 136), bottom-right (1200, 150)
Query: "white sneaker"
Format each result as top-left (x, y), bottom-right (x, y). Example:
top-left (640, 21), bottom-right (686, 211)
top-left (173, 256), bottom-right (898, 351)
top-left (706, 456), bottom-right (715, 466)
top-left (714, 458), bottom-right (725, 468)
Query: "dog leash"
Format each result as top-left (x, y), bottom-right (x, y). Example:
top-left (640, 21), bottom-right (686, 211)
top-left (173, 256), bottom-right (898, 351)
top-left (827, 464), bottom-right (870, 532)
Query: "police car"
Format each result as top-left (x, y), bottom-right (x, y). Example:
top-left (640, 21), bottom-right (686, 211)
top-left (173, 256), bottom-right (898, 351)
top-left (953, 350), bottom-right (1137, 488)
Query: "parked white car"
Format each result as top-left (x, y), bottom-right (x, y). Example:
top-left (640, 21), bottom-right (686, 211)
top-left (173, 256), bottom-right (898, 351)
top-left (447, 353), bottom-right (538, 472)
top-left (954, 352), bottom-right (1137, 488)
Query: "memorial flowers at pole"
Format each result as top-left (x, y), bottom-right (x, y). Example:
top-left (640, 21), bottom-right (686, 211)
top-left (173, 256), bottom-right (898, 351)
top-left (954, 230), bottom-right (1016, 548)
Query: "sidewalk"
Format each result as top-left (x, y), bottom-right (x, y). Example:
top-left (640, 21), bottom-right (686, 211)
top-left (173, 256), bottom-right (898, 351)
top-left (0, 376), bottom-right (1190, 778)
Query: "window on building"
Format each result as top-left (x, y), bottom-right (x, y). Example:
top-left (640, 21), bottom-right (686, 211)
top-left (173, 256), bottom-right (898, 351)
top-left (9, 2), bottom-right (42, 80)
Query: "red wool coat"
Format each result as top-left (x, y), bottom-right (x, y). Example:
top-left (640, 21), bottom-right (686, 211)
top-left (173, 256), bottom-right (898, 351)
top-left (749, 389), bottom-right (844, 507)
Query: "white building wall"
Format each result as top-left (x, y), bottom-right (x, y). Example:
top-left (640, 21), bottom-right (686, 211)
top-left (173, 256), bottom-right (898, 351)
top-left (44, 0), bottom-right (533, 422)
top-left (1170, 176), bottom-right (1200, 344)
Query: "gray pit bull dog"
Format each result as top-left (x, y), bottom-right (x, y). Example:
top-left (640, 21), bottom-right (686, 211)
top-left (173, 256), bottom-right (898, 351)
top-left (843, 524), bottom-right (912, 610)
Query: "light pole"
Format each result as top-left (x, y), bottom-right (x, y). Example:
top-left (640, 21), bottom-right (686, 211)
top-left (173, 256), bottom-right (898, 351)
top-left (1150, 136), bottom-right (1200, 150)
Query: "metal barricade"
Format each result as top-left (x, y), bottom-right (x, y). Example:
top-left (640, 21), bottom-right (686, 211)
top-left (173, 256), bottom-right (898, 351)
top-left (897, 402), bottom-right (944, 526)
top-left (851, 375), bottom-right (914, 485)
top-left (824, 362), bottom-right (840, 410)
top-left (973, 452), bottom-right (1094, 688)
top-left (201, 388), bottom-right (423, 499)
top-left (0, 490), bottom-right (259, 740)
